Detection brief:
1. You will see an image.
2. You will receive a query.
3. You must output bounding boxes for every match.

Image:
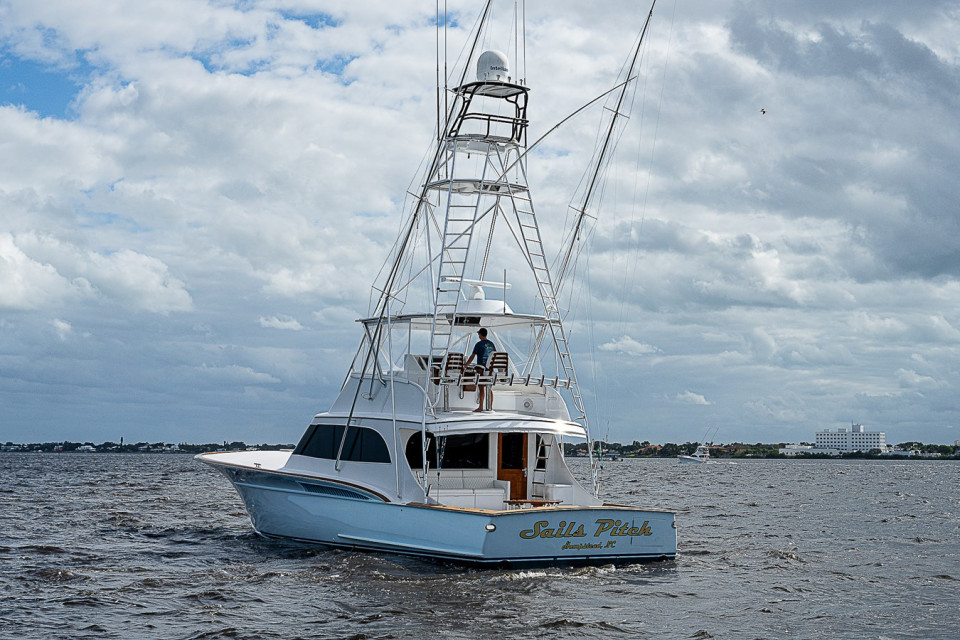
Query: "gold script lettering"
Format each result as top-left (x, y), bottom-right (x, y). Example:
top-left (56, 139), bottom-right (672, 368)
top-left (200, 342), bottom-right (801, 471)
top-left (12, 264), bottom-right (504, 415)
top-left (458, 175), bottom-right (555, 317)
top-left (519, 520), bottom-right (588, 540)
top-left (594, 518), bottom-right (653, 537)
top-left (594, 519), bottom-right (617, 536)
top-left (519, 521), bottom-right (549, 539)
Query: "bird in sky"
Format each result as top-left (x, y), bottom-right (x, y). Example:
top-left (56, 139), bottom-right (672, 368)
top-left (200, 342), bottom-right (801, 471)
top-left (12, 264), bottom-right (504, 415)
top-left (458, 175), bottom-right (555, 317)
top-left (760, 108), bottom-right (766, 115)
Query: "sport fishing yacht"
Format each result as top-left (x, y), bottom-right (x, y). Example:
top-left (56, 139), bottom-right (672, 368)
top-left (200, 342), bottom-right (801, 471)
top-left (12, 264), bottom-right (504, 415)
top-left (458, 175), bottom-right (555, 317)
top-left (678, 445), bottom-right (711, 464)
top-left (199, 0), bottom-right (675, 566)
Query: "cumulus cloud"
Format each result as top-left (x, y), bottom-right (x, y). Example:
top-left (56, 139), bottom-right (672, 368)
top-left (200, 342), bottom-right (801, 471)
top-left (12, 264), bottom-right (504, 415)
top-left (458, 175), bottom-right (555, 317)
top-left (0, 0), bottom-right (958, 446)
top-left (674, 391), bottom-right (712, 406)
top-left (50, 318), bottom-right (72, 341)
top-left (8, 234), bottom-right (192, 314)
top-left (599, 336), bottom-right (660, 357)
top-left (259, 315), bottom-right (304, 331)
top-left (896, 368), bottom-right (946, 390)
top-left (0, 233), bottom-right (75, 310)
top-left (84, 249), bottom-right (193, 314)
top-left (199, 364), bottom-right (281, 385)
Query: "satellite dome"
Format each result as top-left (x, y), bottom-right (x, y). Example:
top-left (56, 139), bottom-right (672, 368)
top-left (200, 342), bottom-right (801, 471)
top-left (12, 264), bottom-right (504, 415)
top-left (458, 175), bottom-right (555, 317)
top-left (476, 50), bottom-right (510, 82)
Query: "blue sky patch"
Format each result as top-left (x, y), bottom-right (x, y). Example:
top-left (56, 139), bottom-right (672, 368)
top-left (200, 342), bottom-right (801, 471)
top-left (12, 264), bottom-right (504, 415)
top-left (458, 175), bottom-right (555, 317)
top-left (278, 11), bottom-right (340, 30)
top-left (316, 54), bottom-right (357, 79)
top-left (432, 12), bottom-right (460, 29)
top-left (0, 54), bottom-right (91, 119)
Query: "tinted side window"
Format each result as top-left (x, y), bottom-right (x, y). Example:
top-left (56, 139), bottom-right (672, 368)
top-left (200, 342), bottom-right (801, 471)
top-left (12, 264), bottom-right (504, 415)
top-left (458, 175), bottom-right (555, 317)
top-left (343, 426), bottom-right (392, 463)
top-left (405, 432), bottom-right (489, 469)
top-left (294, 424), bottom-right (390, 463)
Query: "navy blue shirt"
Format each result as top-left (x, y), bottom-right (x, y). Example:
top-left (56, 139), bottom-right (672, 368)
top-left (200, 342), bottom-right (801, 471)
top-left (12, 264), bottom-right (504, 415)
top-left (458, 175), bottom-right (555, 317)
top-left (471, 339), bottom-right (496, 367)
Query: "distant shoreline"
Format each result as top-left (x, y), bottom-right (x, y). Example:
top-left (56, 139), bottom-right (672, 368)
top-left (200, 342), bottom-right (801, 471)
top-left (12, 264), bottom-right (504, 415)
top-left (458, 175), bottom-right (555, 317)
top-left (2, 440), bottom-right (957, 460)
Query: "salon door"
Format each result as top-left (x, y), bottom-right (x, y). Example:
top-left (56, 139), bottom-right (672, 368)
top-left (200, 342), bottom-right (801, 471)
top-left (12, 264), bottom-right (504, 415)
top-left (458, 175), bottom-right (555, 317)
top-left (497, 432), bottom-right (527, 501)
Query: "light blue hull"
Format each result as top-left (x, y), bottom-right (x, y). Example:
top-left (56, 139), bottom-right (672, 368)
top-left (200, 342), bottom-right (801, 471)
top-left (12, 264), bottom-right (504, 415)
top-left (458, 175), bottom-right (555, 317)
top-left (221, 466), bottom-right (676, 566)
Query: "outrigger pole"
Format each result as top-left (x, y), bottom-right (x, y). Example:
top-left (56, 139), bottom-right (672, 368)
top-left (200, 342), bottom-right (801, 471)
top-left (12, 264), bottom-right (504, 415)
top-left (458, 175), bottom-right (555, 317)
top-left (555, 0), bottom-right (658, 297)
top-left (551, 0), bottom-right (658, 495)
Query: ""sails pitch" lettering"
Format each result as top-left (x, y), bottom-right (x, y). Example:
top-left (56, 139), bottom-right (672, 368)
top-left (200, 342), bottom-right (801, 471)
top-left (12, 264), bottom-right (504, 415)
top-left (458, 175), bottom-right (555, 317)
top-left (519, 519), bottom-right (653, 540)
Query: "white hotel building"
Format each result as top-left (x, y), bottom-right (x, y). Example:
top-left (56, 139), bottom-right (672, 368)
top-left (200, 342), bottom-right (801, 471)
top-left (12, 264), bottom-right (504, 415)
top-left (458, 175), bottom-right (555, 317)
top-left (816, 423), bottom-right (888, 452)
top-left (780, 423), bottom-right (889, 456)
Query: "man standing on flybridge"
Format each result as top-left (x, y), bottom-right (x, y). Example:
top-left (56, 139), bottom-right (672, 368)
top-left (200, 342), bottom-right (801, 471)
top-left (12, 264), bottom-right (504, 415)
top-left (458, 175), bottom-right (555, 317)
top-left (464, 328), bottom-right (496, 412)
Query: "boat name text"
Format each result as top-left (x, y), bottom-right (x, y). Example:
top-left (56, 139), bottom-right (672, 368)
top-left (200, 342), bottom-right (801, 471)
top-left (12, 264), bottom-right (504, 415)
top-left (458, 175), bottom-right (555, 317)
top-left (519, 519), bottom-right (652, 540)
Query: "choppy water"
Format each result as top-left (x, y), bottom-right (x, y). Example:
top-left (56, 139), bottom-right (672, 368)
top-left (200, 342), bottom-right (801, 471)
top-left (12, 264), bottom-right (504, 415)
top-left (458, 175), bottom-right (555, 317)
top-left (1, 453), bottom-right (956, 639)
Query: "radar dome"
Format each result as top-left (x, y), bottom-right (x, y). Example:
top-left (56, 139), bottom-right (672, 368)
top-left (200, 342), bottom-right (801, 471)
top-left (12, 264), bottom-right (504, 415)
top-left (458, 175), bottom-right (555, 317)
top-left (476, 50), bottom-right (510, 82)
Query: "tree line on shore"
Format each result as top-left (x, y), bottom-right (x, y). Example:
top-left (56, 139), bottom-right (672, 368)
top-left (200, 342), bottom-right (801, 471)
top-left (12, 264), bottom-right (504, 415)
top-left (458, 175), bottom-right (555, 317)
top-left (0, 441), bottom-right (294, 454)
top-left (3, 439), bottom-right (957, 458)
top-left (567, 440), bottom-right (959, 459)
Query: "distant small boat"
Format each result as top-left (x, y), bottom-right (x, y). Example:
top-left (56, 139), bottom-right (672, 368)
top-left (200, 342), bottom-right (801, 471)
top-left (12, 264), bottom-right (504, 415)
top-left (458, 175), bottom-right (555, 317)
top-left (678, 445), bottom-right (710, 464)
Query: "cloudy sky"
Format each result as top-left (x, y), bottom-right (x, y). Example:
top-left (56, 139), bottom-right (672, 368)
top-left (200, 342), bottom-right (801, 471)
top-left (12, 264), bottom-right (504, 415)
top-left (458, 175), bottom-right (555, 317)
top-left (2, 0), bottom-right (958, 447)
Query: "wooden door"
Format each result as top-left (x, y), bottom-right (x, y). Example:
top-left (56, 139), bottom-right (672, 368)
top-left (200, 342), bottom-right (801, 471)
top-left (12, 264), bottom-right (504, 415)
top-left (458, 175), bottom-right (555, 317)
top-left (497, 433), bottom-right (527, 501)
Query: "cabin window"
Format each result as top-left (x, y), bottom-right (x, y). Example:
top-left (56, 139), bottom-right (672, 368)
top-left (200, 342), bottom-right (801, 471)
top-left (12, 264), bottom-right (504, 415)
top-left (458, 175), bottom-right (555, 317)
top-left (405, 433), bottom-right (489, 470)
top-left (294, 424), bottom-right (391, 463)
top-left (500, 432), bottom-right (525, 470)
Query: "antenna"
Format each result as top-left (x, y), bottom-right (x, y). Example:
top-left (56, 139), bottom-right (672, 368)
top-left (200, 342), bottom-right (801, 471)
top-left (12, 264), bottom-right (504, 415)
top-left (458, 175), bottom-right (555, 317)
top-left (521, 0), bottom-right (525, 84)
top-left (444, 0), bottom-right (448, 132)
top-left (436, 1), bottom-right (441, 142)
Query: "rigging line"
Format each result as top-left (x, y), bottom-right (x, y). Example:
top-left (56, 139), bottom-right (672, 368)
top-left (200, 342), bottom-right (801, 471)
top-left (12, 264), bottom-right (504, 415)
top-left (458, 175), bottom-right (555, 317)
top-left (562, 88), bottom-right (620, 228)
top-left (389, 195), bottom-right (502, 300)
top-left (370, 0), bottom-right (491, 323)
top-left (583, 248), bottom-right (603, 436)
top-left (616, 26), bottom-right (655, 328)
top-left (449, 0), bottom-right (492, 103)
top-left (562, 142), bottom-right (615, 286)
top-left (615, 97), bottom-right (648, 330)
top-left (557, 92), bottom-right (647, 302)
top-left (562, 231), bottom-right (599, 463)
top-left (442, 1), bottom-right (484, 89)
top-left (369, 110), bottom-right (445, 315)
top-left (478, 202), bottom-right (498, 282)
top-left (443, 0), bottom-right (448, 131)
top-left (483, 77), bottom-right (636, 202)
top-left (367, 126), bottom-right (443, 313)
top-left (626, 0), bottom-right (676, 324)
top-left (555, 0), bottom-right (658, 299)
top-left (615, 145), bottom-right (643, 331)
top-left (478, 148), bottom-right (510, 282)
top-left (436, 0), bottom-right (441, 142)
top-left (351, 158), bottom-right (446, 420)
top-left (482, 0), bottom-right (498, 54)
top-left (551, 113), bottom-right (610, 276)
top-left (391, 207), bottom-right (424, 311)
top-left (369, 186), bottom-right (428, 313)
top-left (573, 85), bottom-right (642, 323)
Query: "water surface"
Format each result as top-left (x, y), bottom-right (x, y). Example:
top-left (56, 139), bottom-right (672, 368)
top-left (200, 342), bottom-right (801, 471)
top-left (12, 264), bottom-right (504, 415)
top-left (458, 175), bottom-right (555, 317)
top-left (1, 454), bottom-right (956, 639)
